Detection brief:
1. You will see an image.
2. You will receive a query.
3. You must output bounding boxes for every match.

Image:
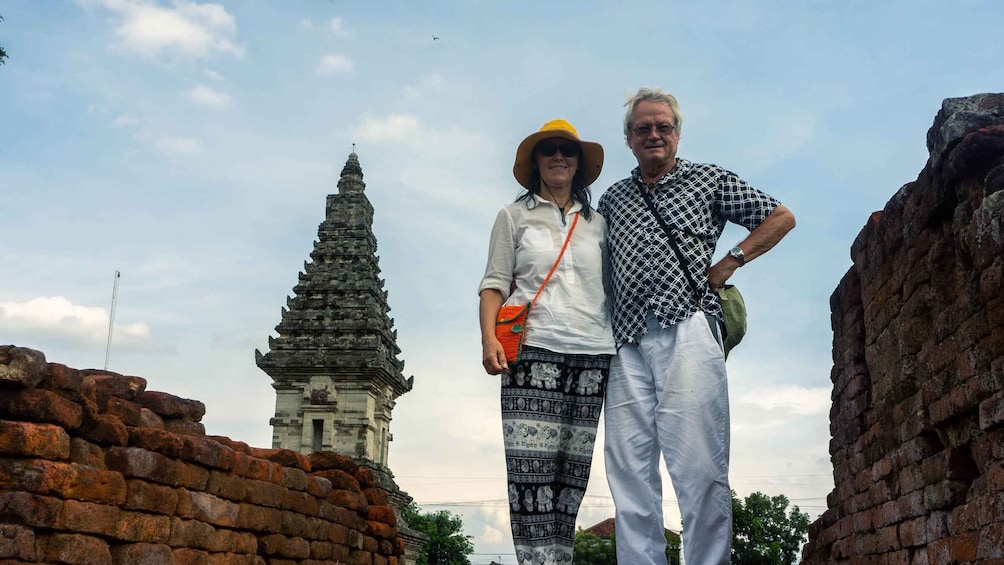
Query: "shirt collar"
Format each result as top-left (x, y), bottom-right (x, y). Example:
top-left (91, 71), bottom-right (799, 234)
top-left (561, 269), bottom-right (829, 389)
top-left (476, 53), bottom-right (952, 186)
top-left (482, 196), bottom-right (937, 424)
top-left (631, 158), bottom-right (693, 188)
top-left (525, 193), bottom-right (583, 213)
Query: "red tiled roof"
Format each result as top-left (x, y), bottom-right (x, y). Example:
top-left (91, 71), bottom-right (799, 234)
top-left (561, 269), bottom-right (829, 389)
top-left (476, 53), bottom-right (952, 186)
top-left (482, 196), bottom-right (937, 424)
top-left (583, 518), bottom-right (680, 541)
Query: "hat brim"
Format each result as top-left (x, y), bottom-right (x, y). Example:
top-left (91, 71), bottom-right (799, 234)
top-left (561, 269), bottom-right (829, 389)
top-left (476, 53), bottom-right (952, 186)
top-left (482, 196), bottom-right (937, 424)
top-left (513, 130), bottom-right (604, 191)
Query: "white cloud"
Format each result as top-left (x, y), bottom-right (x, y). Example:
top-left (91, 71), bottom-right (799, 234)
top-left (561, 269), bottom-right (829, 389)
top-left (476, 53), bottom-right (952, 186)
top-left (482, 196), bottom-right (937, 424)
top-left (0, 297), bottom-right (151, 347)
top-left (92, 0), bottom-right (245, 59)
top-left (202, 69), bottom-right (224, 81)
top-left (156, 136), bottom-right (201, 154)
top-left (186, 84), bottom-right (230, 108)
top-left (112, 114), bottom-right (140, 127)
top-left (402, 73), bottom-right (445, 99)
top-left (739, 385), bottom-right (830, 416)
top-left (328, 17), bottom-right (348, 36)
top-left (298, 18), bottom-right (313, 30)
top-left (316, 53), bottom-right (354, 75)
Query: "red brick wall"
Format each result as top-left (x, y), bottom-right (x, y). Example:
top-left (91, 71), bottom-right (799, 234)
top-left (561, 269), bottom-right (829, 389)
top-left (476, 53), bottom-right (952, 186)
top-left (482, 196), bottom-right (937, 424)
top-left (0, 346), bottom-right (404, 565)
top-left (801, 94), bottom-right (1004, 563)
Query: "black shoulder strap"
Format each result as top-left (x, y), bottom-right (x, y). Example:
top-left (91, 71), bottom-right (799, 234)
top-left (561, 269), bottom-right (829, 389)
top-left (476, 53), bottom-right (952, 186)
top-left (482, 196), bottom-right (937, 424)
top-left (639, 188), bottom-right (706, 307)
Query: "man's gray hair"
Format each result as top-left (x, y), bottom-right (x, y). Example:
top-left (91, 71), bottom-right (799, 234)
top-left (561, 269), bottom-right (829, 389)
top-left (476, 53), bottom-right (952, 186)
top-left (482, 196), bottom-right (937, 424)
top-left (623, 88), bottom-right (683, 138)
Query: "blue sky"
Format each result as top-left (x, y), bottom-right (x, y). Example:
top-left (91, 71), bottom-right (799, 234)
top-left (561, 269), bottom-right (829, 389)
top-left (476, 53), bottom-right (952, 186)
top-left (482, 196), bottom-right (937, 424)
top-left (2, 1), bottom-right (1002, 562)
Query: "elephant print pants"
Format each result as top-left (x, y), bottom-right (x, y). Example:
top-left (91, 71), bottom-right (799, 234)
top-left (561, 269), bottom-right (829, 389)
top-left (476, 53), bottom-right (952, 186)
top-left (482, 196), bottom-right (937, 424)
top-left (500, 345), bottom-right (611, 565)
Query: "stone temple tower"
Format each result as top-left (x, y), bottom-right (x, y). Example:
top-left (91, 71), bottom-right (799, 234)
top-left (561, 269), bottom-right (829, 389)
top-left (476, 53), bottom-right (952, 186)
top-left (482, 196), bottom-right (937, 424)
top-left (255, 152), bottom-right (414, 465)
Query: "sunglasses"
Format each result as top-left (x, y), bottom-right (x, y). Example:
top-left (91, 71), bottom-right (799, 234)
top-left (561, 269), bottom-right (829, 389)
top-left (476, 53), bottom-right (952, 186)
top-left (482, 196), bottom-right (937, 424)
top-left (537, 141), bottom-right (580, 158)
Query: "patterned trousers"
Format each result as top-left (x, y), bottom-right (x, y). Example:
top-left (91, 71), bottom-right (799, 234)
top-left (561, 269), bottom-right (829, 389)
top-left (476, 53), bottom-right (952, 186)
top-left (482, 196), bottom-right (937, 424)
top-left (501, 345), bottom-right (611, 565)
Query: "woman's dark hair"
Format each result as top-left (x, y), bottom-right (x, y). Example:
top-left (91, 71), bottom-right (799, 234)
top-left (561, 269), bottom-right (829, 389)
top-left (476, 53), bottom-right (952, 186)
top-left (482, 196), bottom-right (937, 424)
top-left (515, 143), bottom-right (594, 221)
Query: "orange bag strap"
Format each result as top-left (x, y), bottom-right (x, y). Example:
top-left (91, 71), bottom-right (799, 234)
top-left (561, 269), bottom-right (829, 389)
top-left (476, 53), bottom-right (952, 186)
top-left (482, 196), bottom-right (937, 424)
top-left (529, 211), bottom-right (579, 307)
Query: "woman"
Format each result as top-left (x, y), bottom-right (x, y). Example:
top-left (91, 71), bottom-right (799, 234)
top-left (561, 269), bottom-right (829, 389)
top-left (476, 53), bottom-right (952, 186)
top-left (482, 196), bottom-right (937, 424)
top-left (478, 119), bottom-right (616, 565)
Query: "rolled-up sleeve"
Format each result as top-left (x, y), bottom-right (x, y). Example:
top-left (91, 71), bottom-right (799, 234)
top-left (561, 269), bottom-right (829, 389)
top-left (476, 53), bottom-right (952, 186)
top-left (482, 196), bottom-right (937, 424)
top-left (478, 207), bottom-right (516, 300)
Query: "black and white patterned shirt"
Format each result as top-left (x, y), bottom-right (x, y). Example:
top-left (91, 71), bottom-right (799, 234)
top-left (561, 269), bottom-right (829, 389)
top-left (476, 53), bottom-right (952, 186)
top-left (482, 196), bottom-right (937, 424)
top-left (597, 158), bottom-right (781, 346)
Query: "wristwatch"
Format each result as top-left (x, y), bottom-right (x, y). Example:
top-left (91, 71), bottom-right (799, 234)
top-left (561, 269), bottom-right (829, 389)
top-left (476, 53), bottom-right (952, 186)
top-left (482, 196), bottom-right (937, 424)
top-left (729, 246), bottom-right (746, 267)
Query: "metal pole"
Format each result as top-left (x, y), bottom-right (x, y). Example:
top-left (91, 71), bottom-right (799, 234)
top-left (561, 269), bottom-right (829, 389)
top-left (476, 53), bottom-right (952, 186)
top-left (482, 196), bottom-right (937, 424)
top-left (104, 270), bottom-right (120, 370)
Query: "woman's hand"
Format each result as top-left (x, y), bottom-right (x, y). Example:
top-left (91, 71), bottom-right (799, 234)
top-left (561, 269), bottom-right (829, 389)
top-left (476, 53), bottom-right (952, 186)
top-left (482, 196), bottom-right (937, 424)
top-left (482, 337), bottom-right (508, 375)
top-left (479, 288), bottom-right (509, 375)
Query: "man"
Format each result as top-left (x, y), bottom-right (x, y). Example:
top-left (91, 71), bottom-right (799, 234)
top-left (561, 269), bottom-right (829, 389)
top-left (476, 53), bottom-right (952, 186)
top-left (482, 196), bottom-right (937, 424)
top-left (597, 88), bottom-right (795, 565)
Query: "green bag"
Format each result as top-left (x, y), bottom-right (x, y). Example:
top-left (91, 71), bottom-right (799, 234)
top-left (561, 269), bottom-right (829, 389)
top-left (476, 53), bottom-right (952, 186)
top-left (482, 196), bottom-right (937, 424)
top-left (716, 285), bottom-right (746, 359)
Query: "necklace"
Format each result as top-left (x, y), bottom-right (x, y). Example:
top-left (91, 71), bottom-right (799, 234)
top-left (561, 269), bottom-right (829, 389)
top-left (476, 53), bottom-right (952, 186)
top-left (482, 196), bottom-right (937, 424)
top-left (543, 184), bottom-right (573, 215)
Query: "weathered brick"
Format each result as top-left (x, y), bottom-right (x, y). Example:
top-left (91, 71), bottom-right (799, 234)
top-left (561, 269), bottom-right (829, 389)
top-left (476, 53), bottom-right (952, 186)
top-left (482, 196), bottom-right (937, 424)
top-left (176, 489), bottom-right (240, 527)
top-left (207, 470), bottom-right (249, 501)
top-left (36, 532), bottom-right (112, 565)
top-left (169, 517), bottom-right (216, 549)
top-left (0, 346), bottom-right (47, 388)
top-left (0, 387), bottom-right (82, 429)
top-left (281, 467), bottom-right (309, 491)
top-left (0, 524), bottom-right (36, 560)
top-left (124, 479), bottom-right (179, 514)
top-left (0, 420), bottom-right (70, 459)
top-left (106, 446), bottom-right (208, 490)
top-left (81, 372), bottom-right (147, 404)
top-left (69, 438), bottom-right (106, 468)
top-left (899, 516), bottom-right (928, 547)
top-left (110, 542), bottom-right (173, 565)
top-left (78, 412), bottom-right (129, 446)
top-left (164, 418), bottom-right (206, 436)
top-left (114, 510), bottom-right (172, 543)
top-left (104, 397), bottom-right (142, 426)
top-left (59, 499), bottom-right (120, 536)
top-left (0, 491), bottom-right (63, 528)
top-left (367, 505), bottom-right (396, 528)
top-left (136, 391), bottom-right (206, 421)
top-left (283, 489), bottom-right (319, 516)
top-left (173, 547), bottom-right (212, 565)
top-left (0, 458), bottom-right (126, 504)
top-left (181, 435), bottom-right (236, 471)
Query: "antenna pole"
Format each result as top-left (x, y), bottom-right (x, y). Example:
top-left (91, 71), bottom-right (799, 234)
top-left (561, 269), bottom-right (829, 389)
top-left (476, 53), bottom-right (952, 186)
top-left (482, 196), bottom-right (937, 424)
top-left (104, 270), bottom-right (120, 369)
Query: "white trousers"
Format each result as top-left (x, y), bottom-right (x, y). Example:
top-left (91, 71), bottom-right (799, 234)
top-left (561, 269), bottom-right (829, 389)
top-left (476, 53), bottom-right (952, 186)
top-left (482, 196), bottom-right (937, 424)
top-left (604, 312), bottom-right (732, 565)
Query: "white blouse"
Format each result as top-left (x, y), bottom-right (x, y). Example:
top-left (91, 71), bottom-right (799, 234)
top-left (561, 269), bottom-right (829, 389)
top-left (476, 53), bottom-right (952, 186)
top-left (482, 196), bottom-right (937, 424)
top-left (479, 195), bottom-right (616, 355)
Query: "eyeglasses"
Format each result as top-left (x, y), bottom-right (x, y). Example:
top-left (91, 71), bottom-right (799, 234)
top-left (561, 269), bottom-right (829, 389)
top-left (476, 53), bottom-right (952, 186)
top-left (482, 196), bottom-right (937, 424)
top-left (537, 141), bottom-right (580, 158)
top-left (632, 123), bottom-right (676, 137)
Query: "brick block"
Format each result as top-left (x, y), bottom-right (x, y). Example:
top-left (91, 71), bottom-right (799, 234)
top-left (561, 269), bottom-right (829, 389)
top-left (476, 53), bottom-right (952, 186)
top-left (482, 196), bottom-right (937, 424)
top-left (363, 487), bottom-right (389, 506)
top-left (0, 346), bottom-right (47, 388)
top-left (280, 510), bottom-right (308, 538)
top-left (169, 517), bottom-right (216, 549)
top-left (0, 420), bottom-right (70, 459)
top-left (0, 491), bottom-right (63, 528)
top-left (368, 505), bottom-right (396, 528)
top-left (36, 532), bottom-right (111, 565)
top-left (106, 446), bottom-right (209, 490)
top-left (140, 407), bottom-right (165, 429)
top-left (45, 363), bottom-right (83, 392)
top-left (81, 372), bottom-right (147, 404)
top-left (282, 490), bottom-right (319, 516)
top-left (78, 412), bottom-right (129, 446)
top-left (173, 548), bottom-right (212, 565)
top-left (104, 397), bottom-right (142, 426)
top-left (110, 543), bottom-right (173, 565)
top-left (979, 391), bottom-right (1004, 430)
top-left (136, 390), bottom-right (206, 421)
top-left (164, 418), bottom-right (206, 436)
top-left (69, 438), bottom-right (106, 468)
top-left (176, 489), bottom-right (240, 527)
top-left (0, 524), bottom-right (36, 560)
top-left (0, 388), bottom-right (82, 429)
top-left (349, 548), bottom-right (374, 565)
top-left (307, 475), bottom-right (332, 499)
top-left (281, 467), bottom-right (309, 492)
top-left (315, 471), bottom-right (363, 493)
top-left (129, 427), bottom-right (185, 457)
top-left (308, 451), bottom-right (358, 474)
top-left (124, 479), bottom-right (179, 514)
top-left (245, 479), bottom-right (285, 508)
top-left (207, 470), bottom-right (248, 502)
top-left (59, 499), bottom-right (120, 536)
top-left (0, 458), bottom-right (126, 504)
top-left (114, 510), bottom-right (172, 543)
top-left (328, 489), bottom-right (368, 515)
top-left (236, 502), bottom-right (282, 534)
top-left (899, 516), bottom-right (927, 547)
top-left (181, 435), bottom-right (236, 471)
top-left (978, 523), bottom-right (1004, 559)
top-left (206, 528), bottom-right (257, 554)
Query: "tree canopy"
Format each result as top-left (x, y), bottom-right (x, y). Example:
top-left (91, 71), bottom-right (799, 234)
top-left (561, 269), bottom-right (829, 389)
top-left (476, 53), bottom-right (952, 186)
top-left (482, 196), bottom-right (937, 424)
top-left (572, 526), bottom-right (681, 565)
top-left (1, 15), bottom-right (8, 66)
top-left (401, 503), bottom-right (474, 565)
top-left (731, 490), bottom-right (811, 565)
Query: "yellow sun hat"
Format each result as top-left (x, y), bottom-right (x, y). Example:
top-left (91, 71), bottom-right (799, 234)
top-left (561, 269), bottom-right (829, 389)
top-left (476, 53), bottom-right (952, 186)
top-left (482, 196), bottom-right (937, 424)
top-left (512, 119), bottom-right (604, 190)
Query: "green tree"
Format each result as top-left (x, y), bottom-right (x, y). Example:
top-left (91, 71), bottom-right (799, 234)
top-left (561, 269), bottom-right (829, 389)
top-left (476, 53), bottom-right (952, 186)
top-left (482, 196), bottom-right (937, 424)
top-left (401, 504), bottom-right (474, 565)
top-left (731, 490), bottom-right (811, 565)
top-left (572, 526), bottom-right (680, 565)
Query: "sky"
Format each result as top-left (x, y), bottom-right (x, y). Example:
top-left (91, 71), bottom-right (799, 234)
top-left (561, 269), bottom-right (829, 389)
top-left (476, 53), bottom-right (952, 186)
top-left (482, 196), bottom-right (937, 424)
top-left (1, 1), bottom-right (1002, 563)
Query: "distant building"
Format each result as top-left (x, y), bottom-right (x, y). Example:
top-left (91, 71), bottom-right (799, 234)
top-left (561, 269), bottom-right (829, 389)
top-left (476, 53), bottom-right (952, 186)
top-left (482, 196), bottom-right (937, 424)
top-left (256, 152), bottom-right (424, 564)
top-left (583, 518), bottom-right (682, 564)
